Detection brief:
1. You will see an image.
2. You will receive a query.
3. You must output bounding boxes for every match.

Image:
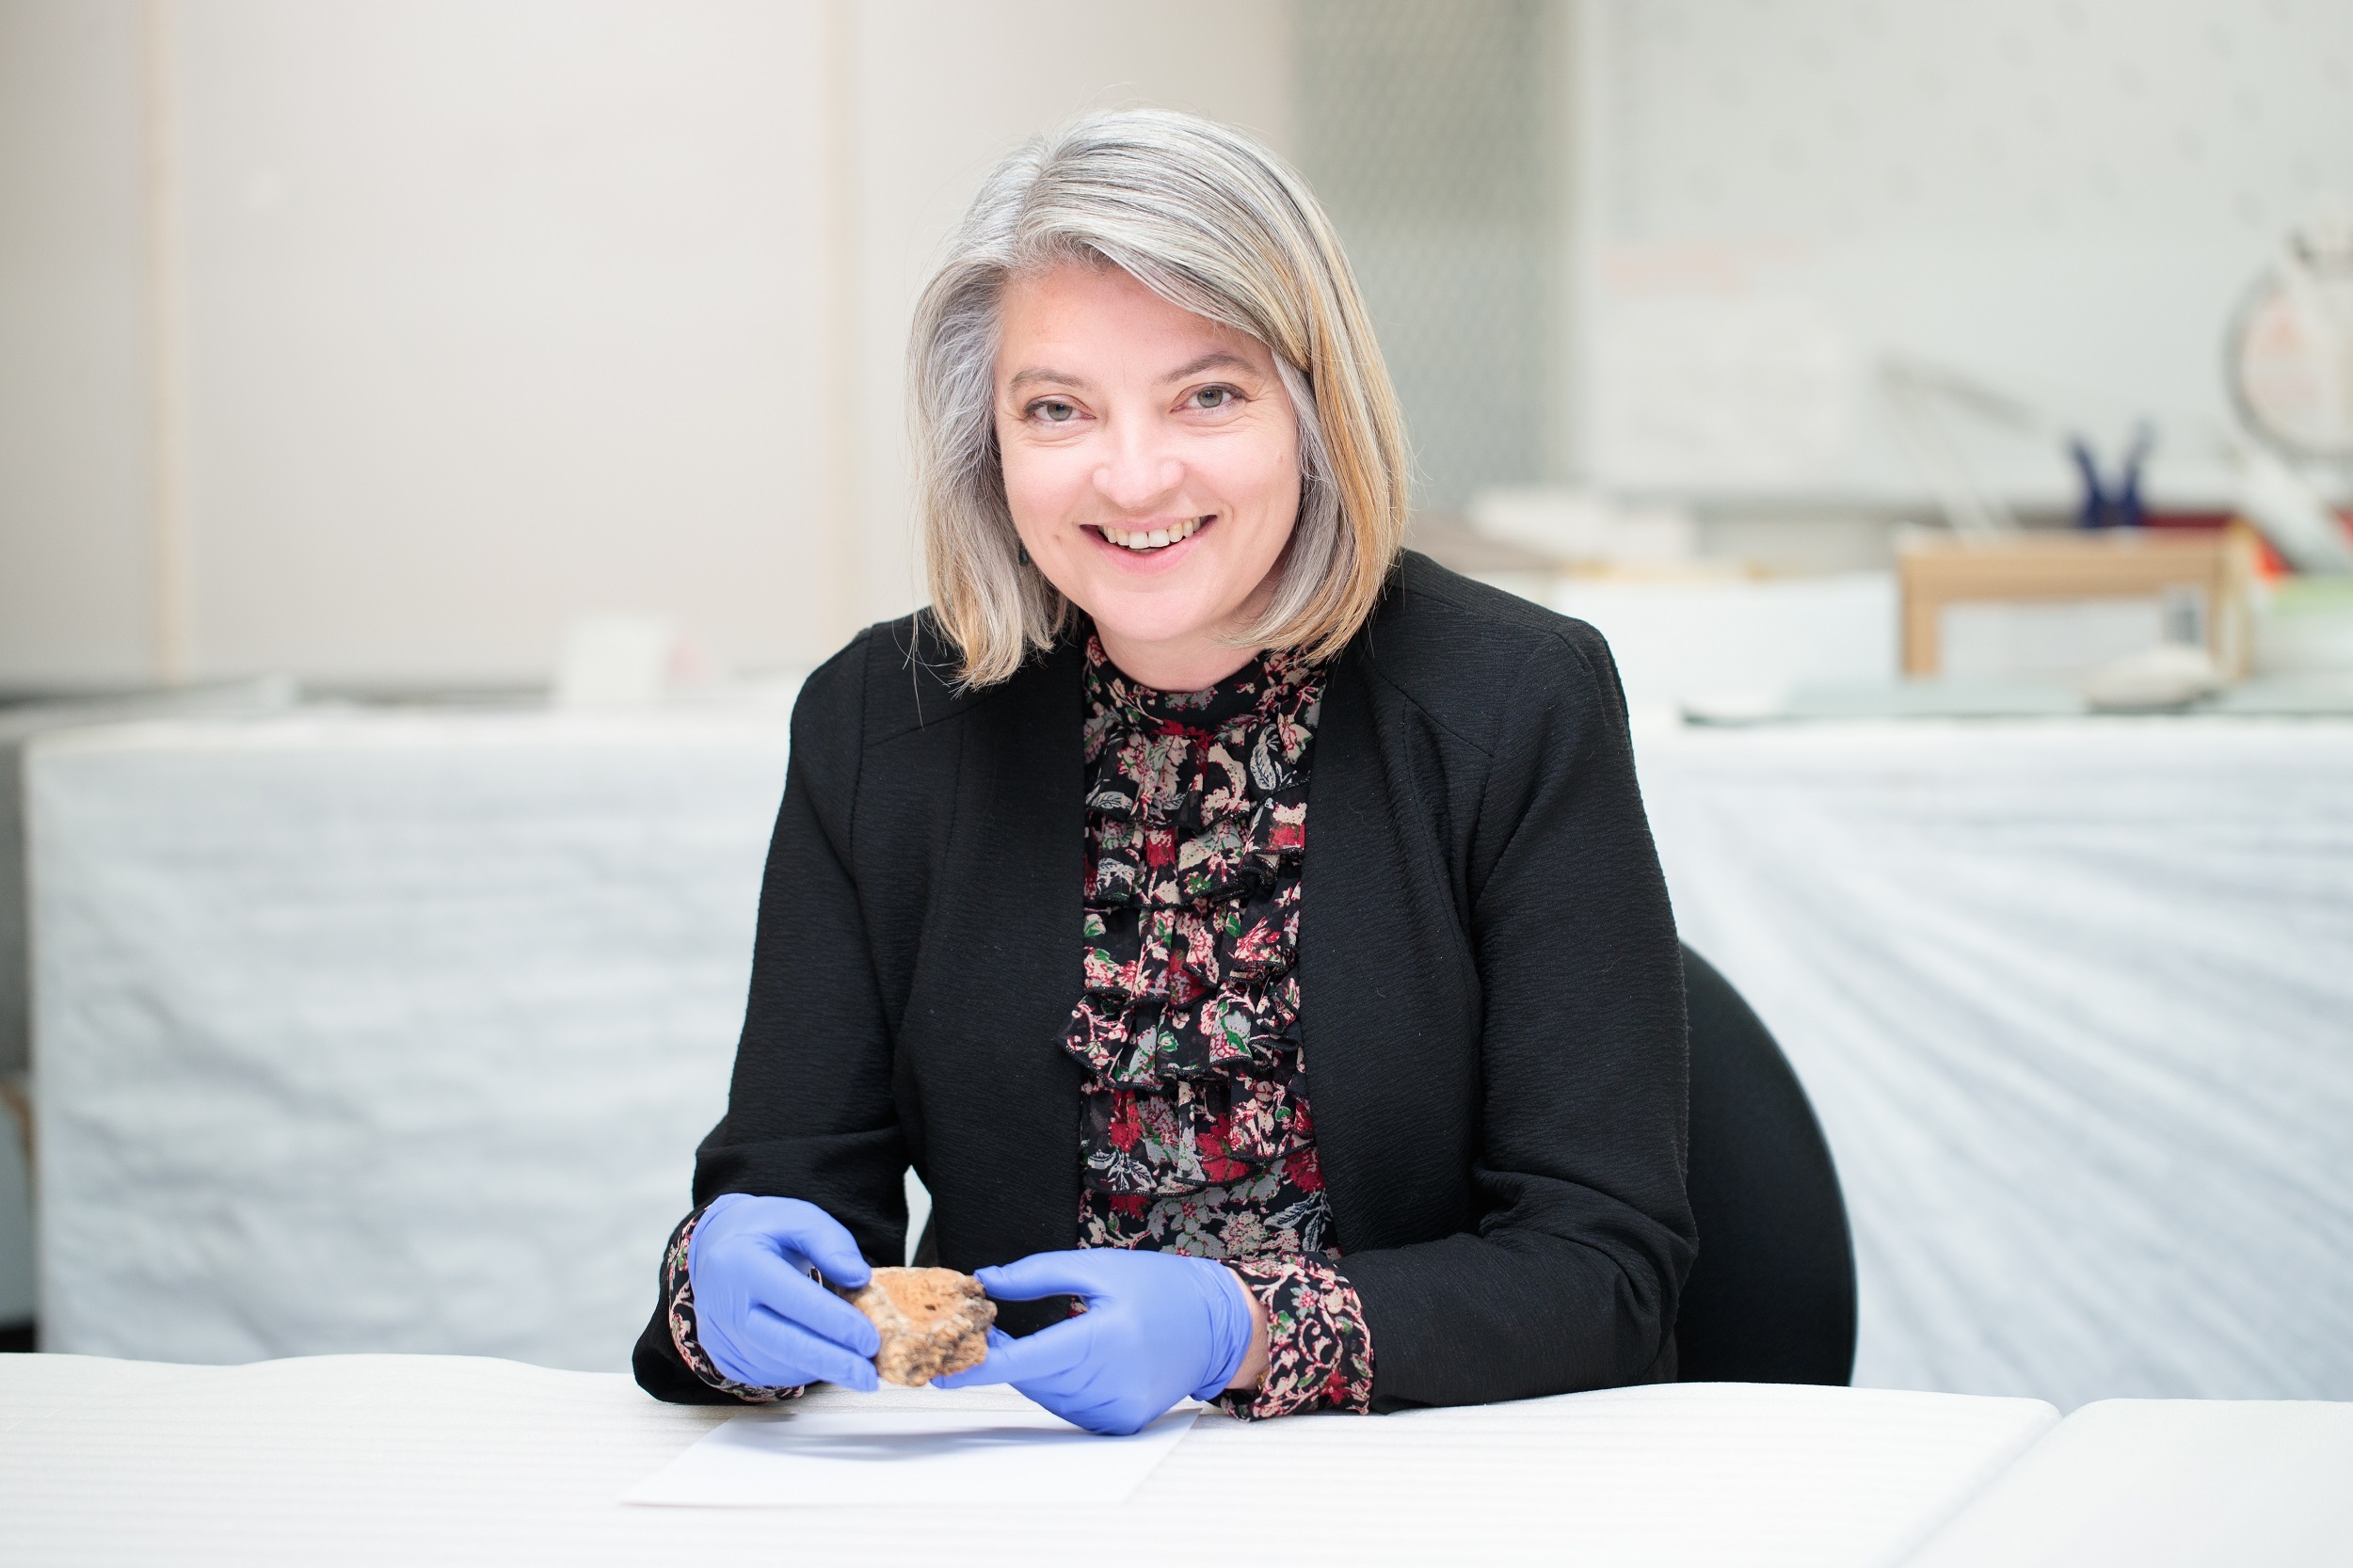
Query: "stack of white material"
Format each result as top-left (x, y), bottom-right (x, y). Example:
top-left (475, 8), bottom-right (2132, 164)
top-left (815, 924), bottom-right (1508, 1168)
top-left (1641, 716), bottom-right (2353, 1409)
top-left (1, 679), bottom-right (297, 1328)
top-left (27, 703), bottom-right (795, 1369)
top-left (35, 693), bottom-right (2353, 1412)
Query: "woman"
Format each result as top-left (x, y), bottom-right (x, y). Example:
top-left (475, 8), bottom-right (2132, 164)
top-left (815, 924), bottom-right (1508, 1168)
top-left (632, 109), bottom-right (1693, 1434)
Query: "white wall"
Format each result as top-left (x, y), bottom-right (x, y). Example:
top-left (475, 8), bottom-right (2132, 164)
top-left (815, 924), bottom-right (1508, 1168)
top-left (0, 0), bottom-right (1294, 691)
top-left (1573, 0), bottom-right (2353, 510)
top-left (0, 1), bottom-right (156, 689)
top-left (174, 0), bottom-right (835, 687)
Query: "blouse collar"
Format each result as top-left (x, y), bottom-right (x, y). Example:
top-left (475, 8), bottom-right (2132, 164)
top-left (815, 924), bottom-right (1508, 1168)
top-left (1083, 633), bottom-right (1313, 736)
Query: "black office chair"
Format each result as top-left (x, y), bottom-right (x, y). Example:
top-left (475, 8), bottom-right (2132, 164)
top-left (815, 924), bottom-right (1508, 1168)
top-left (1675, 942), bottom-right (1856, 1384)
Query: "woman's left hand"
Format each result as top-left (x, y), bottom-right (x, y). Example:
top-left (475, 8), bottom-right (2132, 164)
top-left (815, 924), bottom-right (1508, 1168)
top-left (932, 1249), bottom-right (1260, 1434)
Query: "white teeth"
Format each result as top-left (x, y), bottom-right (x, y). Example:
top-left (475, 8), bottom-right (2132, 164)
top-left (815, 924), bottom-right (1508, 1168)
top-left (1099, 517), bottom-right (1207, 552)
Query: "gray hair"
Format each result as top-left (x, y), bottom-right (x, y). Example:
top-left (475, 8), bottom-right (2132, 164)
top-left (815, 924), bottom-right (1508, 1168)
top-left (907, 108), bottom-right (1410, 687)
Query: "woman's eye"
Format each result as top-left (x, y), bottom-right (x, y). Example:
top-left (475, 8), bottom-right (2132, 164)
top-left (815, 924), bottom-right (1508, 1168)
top-left (1032, 399), bottom-right (1078, 424)
top-left (1190, 386), bottom-right (1236, 410)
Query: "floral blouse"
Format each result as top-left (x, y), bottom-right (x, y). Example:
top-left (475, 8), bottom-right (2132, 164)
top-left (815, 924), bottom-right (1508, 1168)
top-left (661, 636), bottom-right (1375, 1418)
top-left (1069, 635), bottom-right (1373, 1420)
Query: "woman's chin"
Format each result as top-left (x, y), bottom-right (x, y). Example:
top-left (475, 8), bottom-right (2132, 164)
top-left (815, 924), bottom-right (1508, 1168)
top-left (1088, 601), bottom-right (1223, 655)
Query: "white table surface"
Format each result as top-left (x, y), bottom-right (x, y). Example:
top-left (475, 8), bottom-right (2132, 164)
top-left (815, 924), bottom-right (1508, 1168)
top-left (1906, 1398), bottom-right (2353, 1567)
top-left (1639, 716), bottom-right (2353, 1409)
top-left (1, 1353), bottom-right (2057, 1568)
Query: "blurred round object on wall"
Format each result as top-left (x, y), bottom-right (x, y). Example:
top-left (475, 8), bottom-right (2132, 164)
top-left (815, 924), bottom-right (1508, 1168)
top-left (2228, 207), bottom-right (2353, 461)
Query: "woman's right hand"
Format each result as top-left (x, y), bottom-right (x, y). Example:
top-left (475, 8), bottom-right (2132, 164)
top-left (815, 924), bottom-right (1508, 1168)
top-left (687, 1192), bottom-right (882, 1391)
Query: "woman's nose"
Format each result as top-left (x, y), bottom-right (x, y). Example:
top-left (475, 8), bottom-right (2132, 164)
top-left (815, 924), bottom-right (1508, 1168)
top-left (1092, 428), bottom-right (1184, 513)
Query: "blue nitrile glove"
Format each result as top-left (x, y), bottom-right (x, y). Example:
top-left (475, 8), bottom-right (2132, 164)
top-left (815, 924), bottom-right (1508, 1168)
top-left (932, 1249), bottom-right (1255, 1435)
top-left (687, 1192), bottom-right (881, 1392)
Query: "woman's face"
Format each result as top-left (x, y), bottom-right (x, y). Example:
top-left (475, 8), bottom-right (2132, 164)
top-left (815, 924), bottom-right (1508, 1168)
top-left (994, 261), bottom-right (1302, 692)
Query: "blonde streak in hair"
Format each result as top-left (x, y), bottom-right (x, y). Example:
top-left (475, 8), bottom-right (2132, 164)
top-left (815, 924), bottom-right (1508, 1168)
top-left (1303, 218), bottom-right (1410, 590)
top-left (1255, 236), bottom-right (1401, 659)
top-left (1277, 157), bottom-right (1401, 457)
top-left (1332, 283), bottom-right (1413, 535)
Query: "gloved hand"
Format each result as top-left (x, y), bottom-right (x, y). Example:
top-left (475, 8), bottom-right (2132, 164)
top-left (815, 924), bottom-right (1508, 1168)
top-left (687, 1192), bottom-right (881, 1392)
top-left (932, 1249), bottom-right (1256, 1435)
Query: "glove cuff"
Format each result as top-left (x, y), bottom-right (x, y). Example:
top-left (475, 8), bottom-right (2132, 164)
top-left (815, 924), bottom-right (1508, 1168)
top-left (1187, 1258), bottom-right (1256, 1402)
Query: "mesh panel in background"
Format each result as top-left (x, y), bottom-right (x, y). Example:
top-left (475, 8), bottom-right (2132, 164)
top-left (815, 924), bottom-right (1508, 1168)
top-left (1293, 0), bottom-right (1558, 515)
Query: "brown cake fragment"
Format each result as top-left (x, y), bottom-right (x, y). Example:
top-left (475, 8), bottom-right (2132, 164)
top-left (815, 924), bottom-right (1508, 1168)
top-left (834, 1266), bottom-right (997, 1386)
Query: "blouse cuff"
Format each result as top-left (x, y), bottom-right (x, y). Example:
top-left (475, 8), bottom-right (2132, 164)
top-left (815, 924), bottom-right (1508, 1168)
top-left (662, 1206), bottom-right (807, 1405)
top-left (1214, 1256), bottom-right (1375, 1420)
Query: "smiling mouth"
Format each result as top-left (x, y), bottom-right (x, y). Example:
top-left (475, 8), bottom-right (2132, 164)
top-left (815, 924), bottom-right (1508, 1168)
top-left (1092, 516), bottom-right (1210, 552)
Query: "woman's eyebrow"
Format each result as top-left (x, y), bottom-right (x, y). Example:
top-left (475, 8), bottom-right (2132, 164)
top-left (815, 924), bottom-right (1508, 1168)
top-left (1161, 350), bottom-right (1257, 382)
top-left (1005, 366), bottom-right (1092, 392)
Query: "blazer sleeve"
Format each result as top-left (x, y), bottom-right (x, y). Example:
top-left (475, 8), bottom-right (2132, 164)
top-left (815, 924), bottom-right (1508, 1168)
top-left (1341, 621), bottom-right (1696, 1410)
top-left (632, 629), bottom-right (911, 1402)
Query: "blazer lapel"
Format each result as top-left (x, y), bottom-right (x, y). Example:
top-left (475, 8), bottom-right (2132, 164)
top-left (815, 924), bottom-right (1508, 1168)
top-left (905, 638), bottom-right (1089, 1329)
top-left (1299, 639), bottom-right (1481, 1255)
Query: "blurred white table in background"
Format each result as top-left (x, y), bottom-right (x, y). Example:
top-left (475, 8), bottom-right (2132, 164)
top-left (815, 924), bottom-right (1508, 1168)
top-left (1553, 569), bottom-right (1898, 718)
top-left (26, 704), bottom-right (794, 1368)
top-left (0, 1353), bottom-right (2060, 1568)
top-left (26, 696), bottom-right (2353, 1420)
top-left (1641, 716), bottom-right (2353, 1410)
top-left (1, 680), bottom-right (298, 1325)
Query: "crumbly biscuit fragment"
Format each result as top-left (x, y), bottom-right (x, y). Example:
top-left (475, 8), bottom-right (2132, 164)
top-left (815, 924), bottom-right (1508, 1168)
top-left (835, 1266), bottom-right (997, 1386)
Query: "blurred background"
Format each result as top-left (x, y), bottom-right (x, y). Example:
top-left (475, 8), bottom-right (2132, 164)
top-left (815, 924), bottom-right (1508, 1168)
top-left (3, 0), bottom-right (2350, 1408)
top-left (8, 0), bottom-right (2353, 705)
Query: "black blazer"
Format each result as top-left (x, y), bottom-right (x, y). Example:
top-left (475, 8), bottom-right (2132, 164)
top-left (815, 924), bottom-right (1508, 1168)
top-left (633, 552), bottom-right (1695, 1412)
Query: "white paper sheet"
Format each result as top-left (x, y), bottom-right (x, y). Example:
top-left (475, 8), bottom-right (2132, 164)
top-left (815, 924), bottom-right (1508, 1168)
top-left (624, 1405), bottom-right (1196, 1509)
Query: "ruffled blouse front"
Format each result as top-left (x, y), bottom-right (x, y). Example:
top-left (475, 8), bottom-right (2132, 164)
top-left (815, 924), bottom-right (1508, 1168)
top-left (1069, 637), bottom-right (1319, 1212)
top-left (1068, 636), bottom-right (1372, 1419)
